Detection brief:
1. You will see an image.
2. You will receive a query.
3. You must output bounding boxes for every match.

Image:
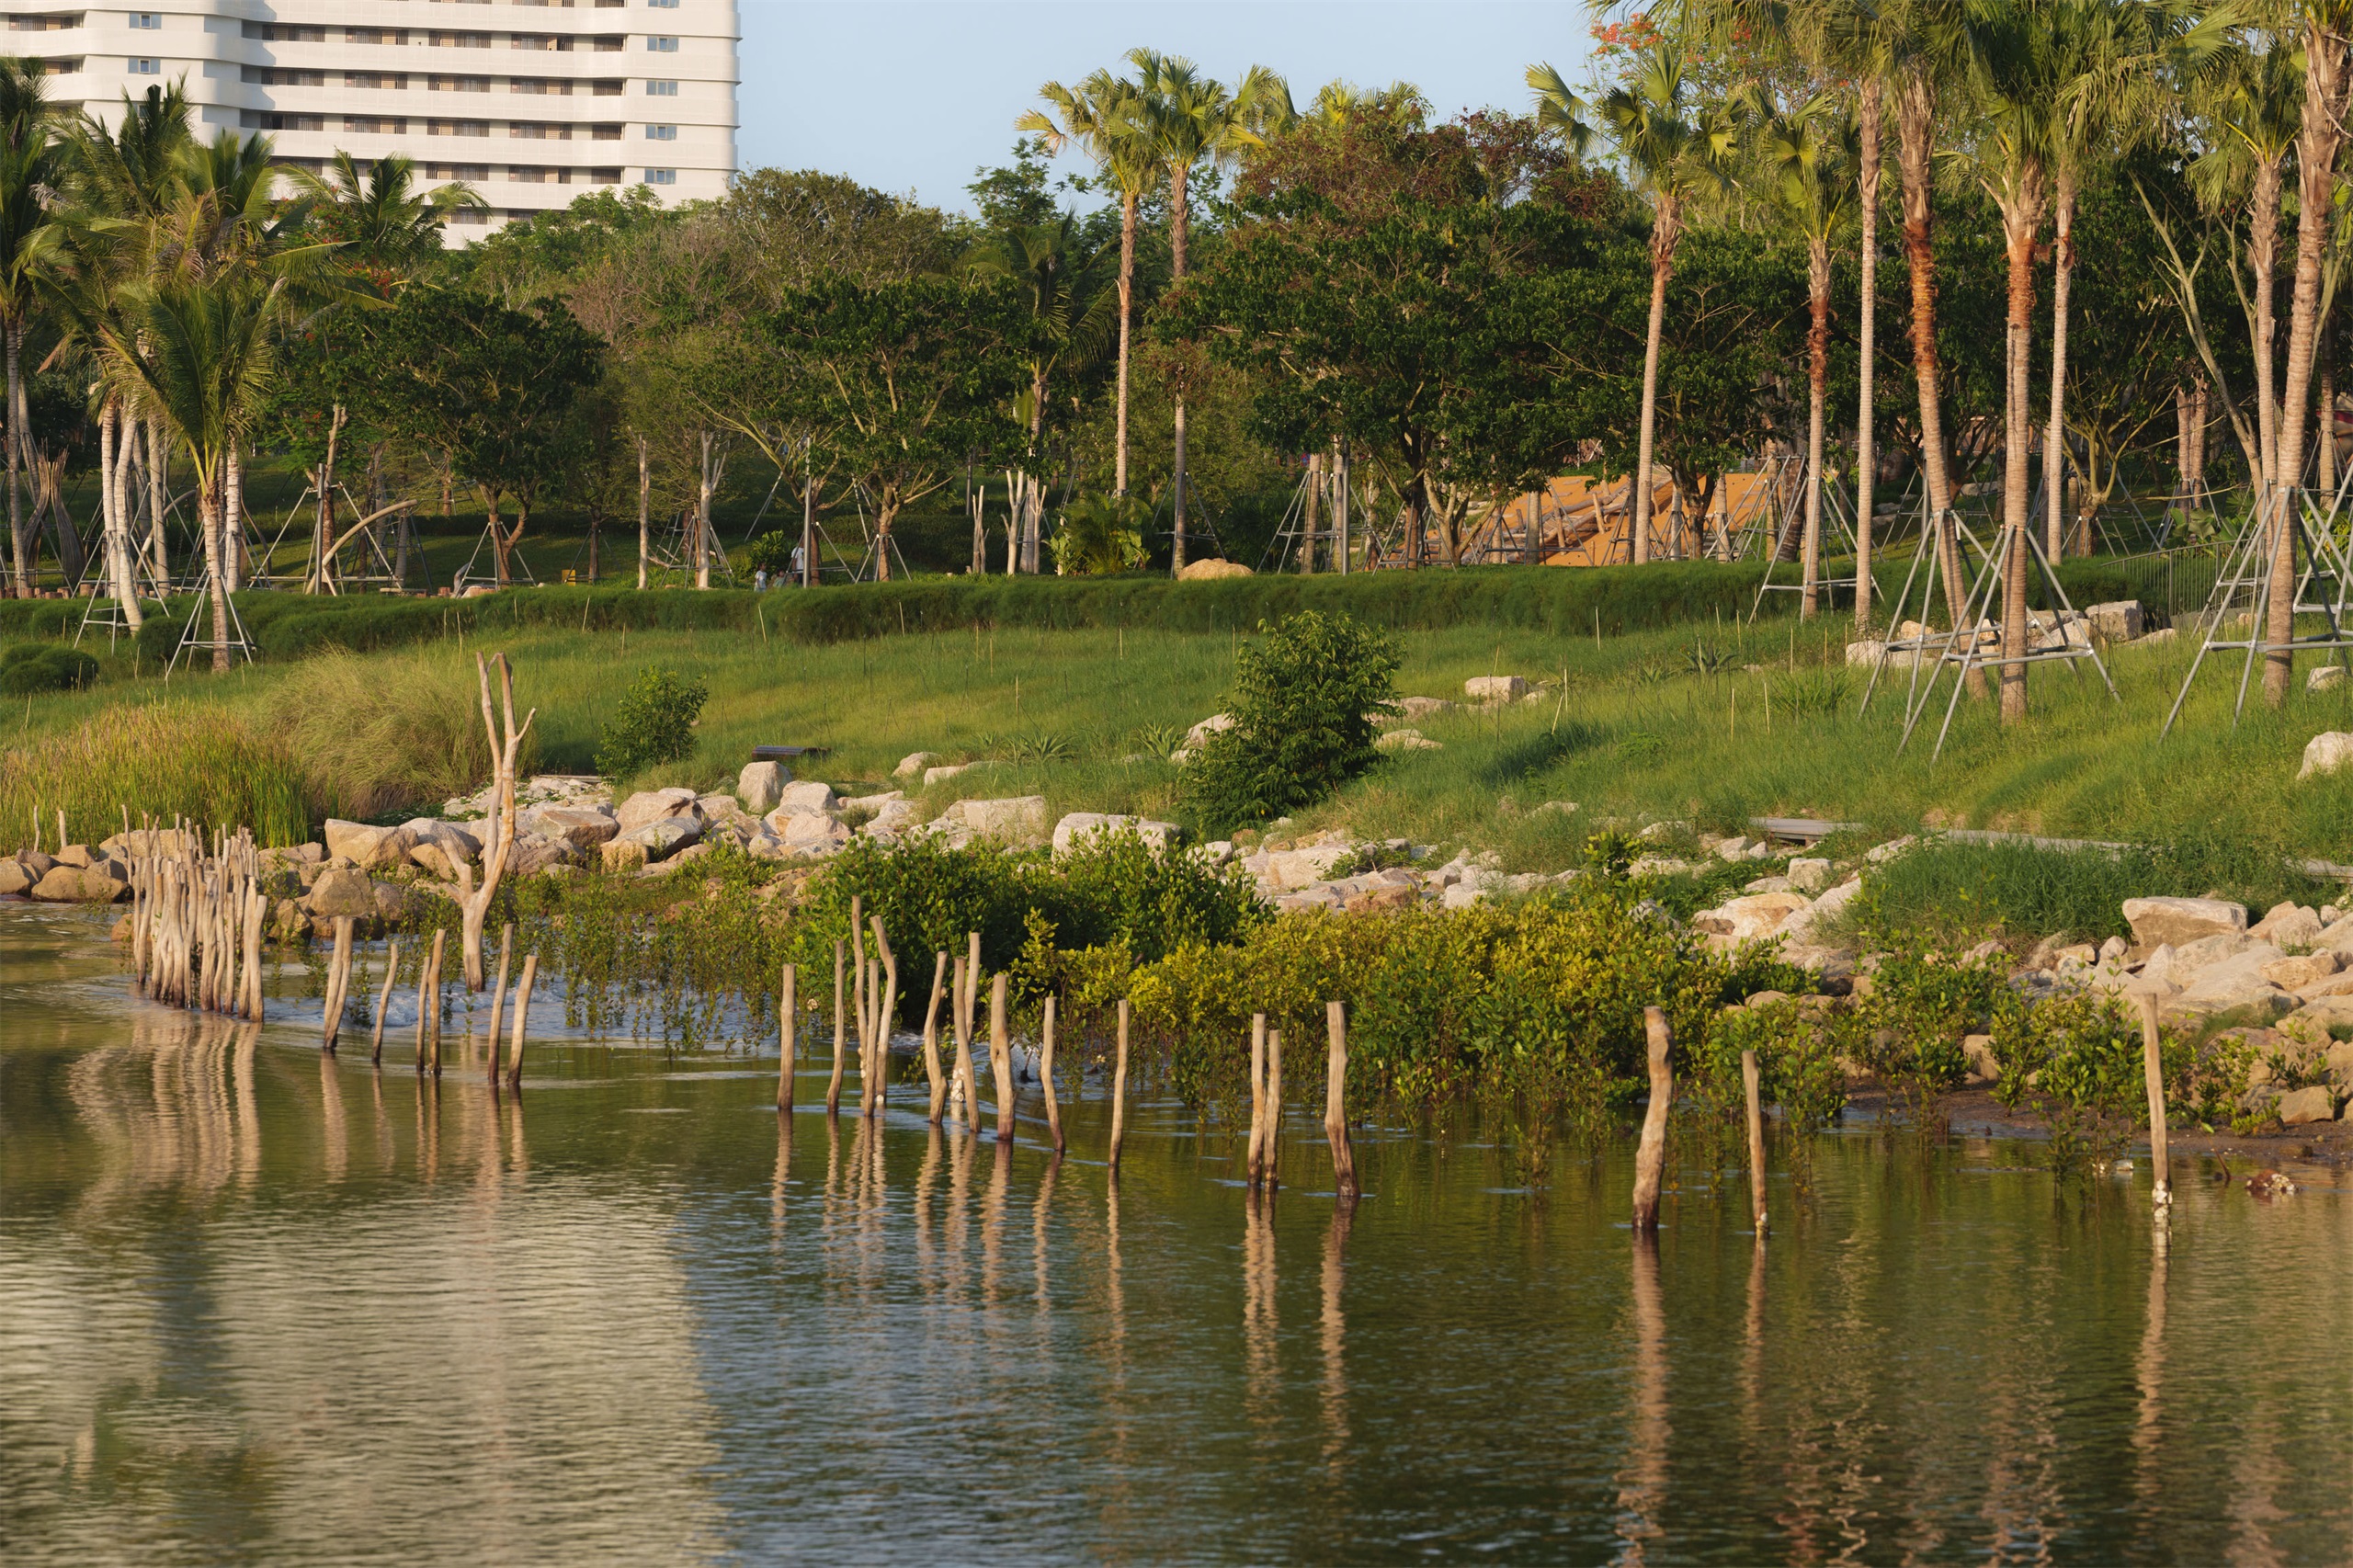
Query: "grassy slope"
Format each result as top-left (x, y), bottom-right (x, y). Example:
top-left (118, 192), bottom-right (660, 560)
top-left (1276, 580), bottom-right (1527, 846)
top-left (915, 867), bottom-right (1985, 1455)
top-left (11, 607), bottom-right (2353, 886)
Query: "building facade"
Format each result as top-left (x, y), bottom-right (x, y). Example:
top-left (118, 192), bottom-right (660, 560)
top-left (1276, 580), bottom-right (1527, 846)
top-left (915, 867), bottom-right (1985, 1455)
top-left (2, 0), bottom-right (738, 236)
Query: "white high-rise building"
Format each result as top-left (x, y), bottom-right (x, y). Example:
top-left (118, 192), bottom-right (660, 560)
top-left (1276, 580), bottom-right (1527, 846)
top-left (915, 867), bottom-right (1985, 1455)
top-left (3, 1), bottom-right (738, 238)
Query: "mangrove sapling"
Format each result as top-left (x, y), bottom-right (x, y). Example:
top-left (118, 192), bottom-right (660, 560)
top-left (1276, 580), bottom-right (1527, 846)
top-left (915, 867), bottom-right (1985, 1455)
top-left (1854, 943), bottom-right (2006, 1138)
top-left (1986, 991), bottom-right (2148, 1177)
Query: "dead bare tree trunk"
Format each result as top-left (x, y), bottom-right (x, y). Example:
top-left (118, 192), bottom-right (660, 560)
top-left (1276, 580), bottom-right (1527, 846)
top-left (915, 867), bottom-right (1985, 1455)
top-left (454, 653), bottom-right (538, 991)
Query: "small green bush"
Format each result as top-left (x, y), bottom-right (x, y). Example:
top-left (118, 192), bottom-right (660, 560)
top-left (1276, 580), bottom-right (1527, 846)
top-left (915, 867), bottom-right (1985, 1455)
top-left (1850, 941), bottom-right (2010, 1131)
top-left (1050, 494), bottom-right (1149, 575)
top-left (745, 531), bottom-right (797, 576)
top-left (1183, 609), bottom-right (1400, 833)
top-left (1, 642), bottom-right (100, 695)
top-left (596, 665), bottom-right (708, 778)
top-left (1985, 991), bottom-right (2147, 1175)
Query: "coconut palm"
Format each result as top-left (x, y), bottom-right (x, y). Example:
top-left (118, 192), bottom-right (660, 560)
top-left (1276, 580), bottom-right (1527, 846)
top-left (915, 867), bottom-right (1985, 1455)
top-left (1125, 49), bottom-right (1288, 570)
top-left (1018, 73), bottom-right (1159, 499)
top-left (290, 152), bottom-right (483, 291)
top-left (0, 60), bottom-right (63, 598)
top-left (1532, 39), bottom-right (1728, 566)
top-left (1755, 98), bottom-right (1858, 620)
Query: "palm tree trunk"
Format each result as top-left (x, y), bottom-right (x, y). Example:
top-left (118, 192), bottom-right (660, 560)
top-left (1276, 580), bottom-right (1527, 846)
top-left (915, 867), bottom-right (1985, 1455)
top-left (147, 415), bottom-right (169, 584)
top-left (1170, 165), bottom-right (1190, 572)
top-left (637, 436), bottom-right (650, 590)
top-left (2045, 177), bottom-right (2076, 561)
top-left (2250, 159), bottom-right (2282, 494)
top-left (1803, 239), bottom-right (1829, 620)
top-left (696, 429), bottom-right (712, 590)
top-left (200, 473), bottom-right (229, 674)
top-left (1632, 199), bottom-right (1678, 568)
top-left (222, 442), bottom-right (244, 593)
top-left (1855, 77), bottom-right (1881, 631)
top-left (2268, 24), bottom-right (2353, 706)
top-left (100, 401), bottom-right (140, 627)
top-left (1115, 190), bottom-right (1137, 500)
top-left (1998, 185), bottom-right (2044, 725)
top-left (487, 493), bottom-right (508, 586)
top-left (6, 322), bottom-right (24, 598)
top-left (1896, 70), bottom-right (1975, 690)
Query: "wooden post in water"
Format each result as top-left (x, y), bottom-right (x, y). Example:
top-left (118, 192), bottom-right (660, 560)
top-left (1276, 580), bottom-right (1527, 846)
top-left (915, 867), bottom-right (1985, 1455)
top-left (2138, 994), bottom-right (2172, 1209)
top-left (989, 971), bottom-right (1015, 1144)
top-left (870, 915), bottom-right (898, 1116)
top-left (1040, 995), bottom-right (1065, 1153)
top-left (425, 927), bottom-right (447, 1077)
top-left (242, 876), bottom-right (265, 1021)
top-left (921, 951), bottom-right (949, 1125)
top-left (1631, 1006), bottom-right (1674, 1233)
top-left (322, 915), bottom-right (354, 1051)
top-left (1109, 999), bottom-right (1131, 1173)
top-left (1741, 1047), bottom-right (1768, 1234)
top-left (484, 923), bottom-right (514, 1076)
top-left (849, 898), bottom-right (870, 1116)
top-left (949, 954), bottom-right (978, 1128)
top-left (1246, 1014), bottom-right (1267, 1187)
top-left (506, 953), bottom-right (537, 1088)
top-left (777, 963), bottom-right (798, 1111)
top-left (826, 938), bottom-right (847, 1118)
top-left (371, 938), bottom-right (401, 1067)
top-left (1324, 1001), bottom-right (1357, 1199)
top-left (1266, 1027), bottom-right (1283, 1190)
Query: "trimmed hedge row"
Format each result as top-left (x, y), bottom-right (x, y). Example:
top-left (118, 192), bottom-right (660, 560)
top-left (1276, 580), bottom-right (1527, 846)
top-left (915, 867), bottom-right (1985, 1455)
top-left (0, 554), bottom-right (2147, 659)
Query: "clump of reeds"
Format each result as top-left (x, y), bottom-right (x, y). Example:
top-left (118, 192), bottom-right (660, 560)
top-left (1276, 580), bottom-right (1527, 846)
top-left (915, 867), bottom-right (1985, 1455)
top-left (0, 703), bottom-right (313, 852)
top-left (261, 647), bottom-right (538, 820)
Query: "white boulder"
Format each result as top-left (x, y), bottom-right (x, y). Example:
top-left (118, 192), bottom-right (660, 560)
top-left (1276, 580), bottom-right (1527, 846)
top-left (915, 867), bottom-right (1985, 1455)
top-left (1052, 812), bottom-right (1184, 856)
top-left (616, 787), bottom-right (700, 834)
top-left (937, 796), bottom-right (1050, 846)
top-left (1691, 891), bottom-right (1814, 946)
top-left (2086, 600), bottom-right (2144, 642)
top-left (2299, 731), bottom-right (2353, 779)
top-left (737, 760), bottom-right (790, 814)
top-left (1465, 675), bottom-right (1527, 702)
top-left (1375, 729), bottom-right (1442, 751)
top-left (894, 751), bottom-right (942, 779)
top-left (2310, 665), bottom-right (2347, 694)
top-left (2121, 896), bottom-right (2246, 949)
top-left (323, 819), bottom-right (416, 872)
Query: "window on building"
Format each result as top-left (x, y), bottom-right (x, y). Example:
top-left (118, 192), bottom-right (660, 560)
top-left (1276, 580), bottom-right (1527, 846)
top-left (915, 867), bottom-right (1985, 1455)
top-left (426, 163), bottom-right (490, 181)
top-left (509, 122), bottom-right (572, 140)
top-left (128, 55), bottom-right (158, 74)
top-left (646, 78), bottom-right (676, 95)
top-left (591, 122), bottom-right (621, 140)
top-left (648, 0), bottom-right (679, 8)
top-left (646, 36), bottom-right (676, 51)
top-left (241, 65), bottom-right (325, 86)
top-left (428, 119), bottom-right (492, 137)
top-left (343, 117), bottom-right (408, 135)
top-left (429, 74), bottom-right (492, 92)
top-left (240, 22), bottom-right (326, 41)
top-left (239, 110), bottom-right (324, 131)
top-left (589, 166), bottom-right (623, 183)
top-left (645, 123), bottom-right (675, 140)
top-left (589, 34), bottom-right (623, 50)
top-left (130, 13), bottom-right (161, 30)
top-left (590, 78), bottom-right (622, 95)
top-left (346, 72), bottom-right (409, 90)
top-left (9, 15), bottom-right (86, 31)
top-left (509, 32), bottom-right (571, 50)
top-left (429, 30), bottom-right (491, 47)
top-left (347, 28), bottom-right (408, 44)
top-left (645, 167), bottom-right (675, 185)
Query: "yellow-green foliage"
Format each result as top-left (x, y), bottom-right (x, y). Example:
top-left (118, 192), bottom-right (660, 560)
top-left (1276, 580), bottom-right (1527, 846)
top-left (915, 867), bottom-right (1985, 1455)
top-left (0, 703), bottom-right (312, 852)
top-left (261, 648), bottom-right (539, 821)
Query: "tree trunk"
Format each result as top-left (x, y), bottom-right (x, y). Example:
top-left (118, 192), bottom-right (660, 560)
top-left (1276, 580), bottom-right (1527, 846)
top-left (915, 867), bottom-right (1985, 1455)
top-left (222, 443), bottom-right (244, 594)
top-left (1115, 191), bottom-right (1137, 499)
top-left (637, 436), bottom-right (650, 590)
top-left (1897, 70), bottom-right (1975, 687)
top-left (487, 492), bottom-right (510, 586)
top-left (1632, 196), bottom-right (1679, 568)
top-left (587, 501), bottom-right (601, 583)
top-left (200, 474), bottom-right (230, 673)
top-left (2045, 177), bottom-right (2076, 562)
top-left (2250, 158), bottom-right (2283, 494)
top-left (6, 323), bottom-right (24, 597)
top-left (101, 402), bottom-right (141, 627)
top-left (1856, 77), bottom-right (1881, 631)
top-left (312, 404), bottom-right (344, 594)
top-left (1170, 165), bottom-right (1190, 572)
top-left (695, 430), bottom-right (712, 589)
top-left (1998, 179), bottom-right (2045, 725)
top-left (1803, 237), bottom-right (1829, 620)
top-left (877, 496), bottom-right (898, 582)
top-left (2268, 25), bottom-right (2352, 706)
top-left (147, 414), bottom-right (169, 585)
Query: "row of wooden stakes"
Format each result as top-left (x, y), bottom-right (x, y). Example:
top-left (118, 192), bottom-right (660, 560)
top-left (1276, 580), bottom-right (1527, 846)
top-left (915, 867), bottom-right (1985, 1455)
top-left (783, 901), bottom-right (1362, 1197)
top-left (312, 919), bottom-right (539, 1089)
top-left (126, 822), bottom-right (267, 1019)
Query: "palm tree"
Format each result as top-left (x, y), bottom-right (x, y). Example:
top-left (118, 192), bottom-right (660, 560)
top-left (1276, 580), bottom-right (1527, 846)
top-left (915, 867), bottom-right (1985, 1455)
top-left (964, 213), bottom-right (1119, 454)
top-left (0, 60), bottom-right (63, 598)
top-left (290, 151), bottom-right (483, 290)
top-left (2263, 0), bottom-right (2353, 705)
top-left (1126, 49), bottom-right (1288, 571)
top-left (1532, 40), bottom-right (1727, 566)
top-left (1018, 73), bottom-right (1158, 500)
top-left (1756, 98), bottom-right (1857, 620)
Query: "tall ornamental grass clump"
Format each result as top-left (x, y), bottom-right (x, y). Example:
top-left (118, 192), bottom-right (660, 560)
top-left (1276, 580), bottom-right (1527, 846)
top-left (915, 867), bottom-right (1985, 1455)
top-left (263, 648), bottom-right (540, 821)
top-left (0, 704), bottom-right (313, 852)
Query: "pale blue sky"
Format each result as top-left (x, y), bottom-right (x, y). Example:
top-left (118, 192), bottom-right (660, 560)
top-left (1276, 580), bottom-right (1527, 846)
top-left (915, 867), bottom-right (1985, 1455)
top-left (740, 3), bottom-right (1597, 215)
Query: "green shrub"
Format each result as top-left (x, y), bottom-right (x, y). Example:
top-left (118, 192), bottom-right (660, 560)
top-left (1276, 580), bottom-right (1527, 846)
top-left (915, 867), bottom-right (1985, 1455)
top-left (1985, 991), bottom-right (2148, 1176)
top-left (745, 531), bottom-right (797, 576)
top-left (1050, 494), bottom-right (1149, 575)
top-left (1, 642), bottom-right (100, 695)
top-left (1184, 609), bottom-right (1400, 833)
top-left (596, 665), bottom-right (708, 778)
top-left (1850, 941), bottom-right (2010, 1131)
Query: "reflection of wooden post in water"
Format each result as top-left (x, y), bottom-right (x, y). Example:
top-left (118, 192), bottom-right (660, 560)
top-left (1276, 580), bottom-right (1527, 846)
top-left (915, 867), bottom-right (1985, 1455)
top-left (1324, 1002), bottom-right (1357, 1199)
top-left (1109, 1000), bottom-right (1131, 1173)
top-left (1247, 1014), bottom-right (1267, 1186)
top-left (1034, 1141), bottom-right (1059, 1312)
top-left (989, 972), bottom-right (1015, 1144)
top-left (869, 915), bottom-right (898, 1115)
top-left (1741, 1047), bottom-right (1768, 1234)
top-left (827, 938), bottom-right (847, 1118)
top-left (983, 1134), bottom-right (1010, 1302)
top-left (915, 1123), bottom-right (939, 1272)
top-left (483, 924), bottom-right (513, 1077)
top-left (921, 951), bottom-right (948, 1124)
top-left (1320, 1199), bottom-right (1352, 1472)
top-left (370, 938), bottom-right (400, 1067)
top-left (949, 954), bottom-right (977, 1129)
top-left (320, 1050), bottom-right (348, 1182)
top-left (321, 915), bottom-right (354, 1052)
top-left (2137, 994), bottom-right (2171, 1208)
top-left (773, 1101), bottom-right (794, 1246)
top-left (505, 953), bottom-right (537, 1088)
top-left (1040, 996), bottom-right (1065, 1153)
top-left (1266, 1028), bottom-right (1284, 1190)
top-left (2132, 1220), bottom-right (2168, 1513)
top-left (777, 963), bottom-right (798, 1111)
top-left (850, 903), bottom-right (870, 1114)
top-left (423, 928), bottom-right (447, 1077)
top-left (1617, 1235), bottom-right (1669, 1562)
top-left (1631, 1007), bottom-right (1674, 1233)
top-left (1244, 1183), bottom-right (1278, 1428)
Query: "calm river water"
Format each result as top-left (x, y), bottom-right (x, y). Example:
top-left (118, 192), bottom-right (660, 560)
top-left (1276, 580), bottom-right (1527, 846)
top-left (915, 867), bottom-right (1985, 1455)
top-left (4, 903), bottom-right (2349, 1564)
